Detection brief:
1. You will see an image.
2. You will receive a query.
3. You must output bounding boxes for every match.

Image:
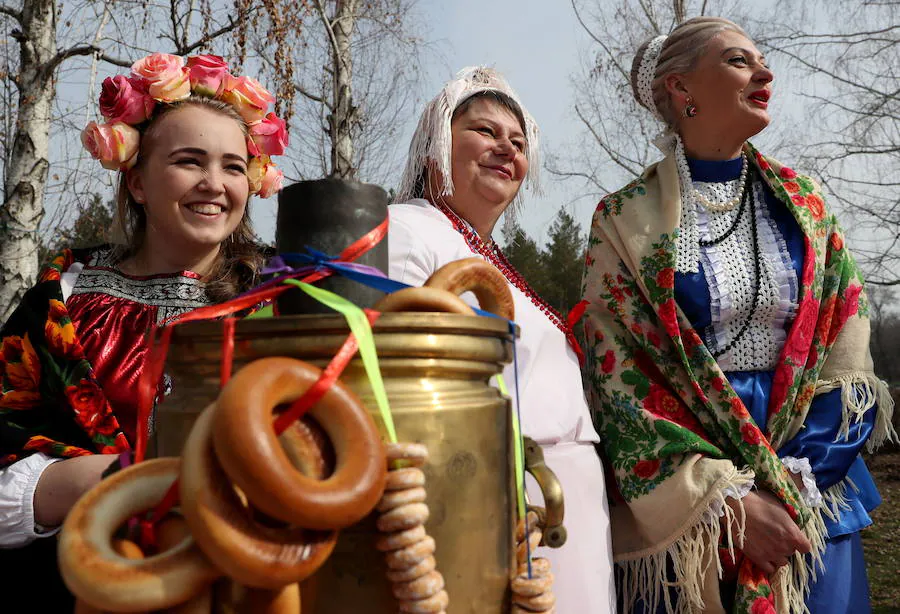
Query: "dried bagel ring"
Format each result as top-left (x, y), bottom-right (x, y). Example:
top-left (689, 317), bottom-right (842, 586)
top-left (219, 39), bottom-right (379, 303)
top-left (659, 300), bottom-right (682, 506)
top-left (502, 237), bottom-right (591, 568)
top-left (180, 403), bottom-right (337, 589)
top-left (213, 357), bottom-right (387, 530)
top-left (374, 287), bottom-right (475, 315)
top-left (59, 458), bottom-right (218, 612)
top-left (425, 257), bottom-right (514, 321)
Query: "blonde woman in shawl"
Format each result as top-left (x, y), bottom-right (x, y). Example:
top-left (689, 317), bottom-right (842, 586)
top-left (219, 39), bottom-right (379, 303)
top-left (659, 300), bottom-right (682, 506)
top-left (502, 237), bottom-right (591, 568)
top-left (582, 17), bottom-right (894, 614)
top-left (389, 67), bottom-right (616, 612)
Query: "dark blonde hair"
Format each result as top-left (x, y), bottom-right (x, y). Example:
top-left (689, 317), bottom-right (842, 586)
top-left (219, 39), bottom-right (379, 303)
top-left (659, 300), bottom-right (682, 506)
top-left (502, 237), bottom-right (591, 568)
top-left (114, 97), bottom-right (265, 302)
top-left (630, 17), bottom-right (749, 126)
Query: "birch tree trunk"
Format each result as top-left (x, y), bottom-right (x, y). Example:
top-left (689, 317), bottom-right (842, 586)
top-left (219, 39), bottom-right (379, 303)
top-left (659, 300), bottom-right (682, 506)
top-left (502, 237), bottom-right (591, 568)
top-left (326, 0), bottom-right (358, 178)
top-left (0, 0), bottom-right (56, 324)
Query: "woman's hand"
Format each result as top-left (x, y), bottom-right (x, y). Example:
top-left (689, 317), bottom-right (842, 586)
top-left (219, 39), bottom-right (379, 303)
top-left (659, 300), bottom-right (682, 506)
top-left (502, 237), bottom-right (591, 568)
top-left (724, 489), bottom-right (812, 575)
top-left (33, 454), bottom-right (119, 529)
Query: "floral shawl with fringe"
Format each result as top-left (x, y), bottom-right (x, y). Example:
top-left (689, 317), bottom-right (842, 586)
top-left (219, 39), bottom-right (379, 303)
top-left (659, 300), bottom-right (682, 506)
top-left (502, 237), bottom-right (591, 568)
top-left (0, 249), bottom-right (132, 467)
top-left (582, 143), bottom-right (895, 614)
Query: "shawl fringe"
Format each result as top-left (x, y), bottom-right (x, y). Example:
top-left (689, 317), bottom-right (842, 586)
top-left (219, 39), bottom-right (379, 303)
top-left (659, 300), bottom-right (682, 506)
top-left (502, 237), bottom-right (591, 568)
top-left (816, 371), bottom-right (897, 451)
top-left (773, 498), bottom-right (827, 614)
top-left (618, 468), bottom-right (755, 614)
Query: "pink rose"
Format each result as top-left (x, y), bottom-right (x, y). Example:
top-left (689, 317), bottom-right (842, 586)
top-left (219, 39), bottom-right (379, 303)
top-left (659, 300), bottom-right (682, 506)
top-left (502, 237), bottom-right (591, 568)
top-left (131, 53), bottom-right (190, 102)
top-left (98, 75), bottom-right (155, 124)
top-left (247, 156), bottom-right (283, 198)
top-left (249, 112), bottom-right (289, 157)
top-left (81, 121), bottom-right (140, 170)
top-left (223, 75), bottom-right (275, 123)
top-left (258, 165), bottom-right (284, 198)
top-left (187, 55), bottom-right (229, 96)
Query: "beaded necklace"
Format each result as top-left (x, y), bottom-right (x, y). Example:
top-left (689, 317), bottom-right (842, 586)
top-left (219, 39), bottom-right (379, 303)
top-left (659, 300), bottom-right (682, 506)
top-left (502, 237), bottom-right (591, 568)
top-left (431, 199), bottom-right (582, 357)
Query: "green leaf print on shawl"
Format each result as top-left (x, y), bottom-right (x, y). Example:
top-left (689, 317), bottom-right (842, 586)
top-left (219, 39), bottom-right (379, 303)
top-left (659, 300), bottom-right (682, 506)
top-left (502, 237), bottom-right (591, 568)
top-left (582, 143), bottom-right (894, 614)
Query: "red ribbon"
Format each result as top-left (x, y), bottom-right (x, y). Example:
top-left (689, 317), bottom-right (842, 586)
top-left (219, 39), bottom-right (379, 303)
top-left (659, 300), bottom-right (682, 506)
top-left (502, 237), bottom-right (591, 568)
top-left (566, 299), bottom-right (589, 366)
top-left (133, 217), bottom-right (389, 463)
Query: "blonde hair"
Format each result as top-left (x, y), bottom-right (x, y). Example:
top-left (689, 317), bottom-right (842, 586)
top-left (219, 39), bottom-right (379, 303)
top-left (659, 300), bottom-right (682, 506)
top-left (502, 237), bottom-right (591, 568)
top-left (630, 17), bottom-right (749, 126)
top-left (114, 97), bottom-right (264, 302)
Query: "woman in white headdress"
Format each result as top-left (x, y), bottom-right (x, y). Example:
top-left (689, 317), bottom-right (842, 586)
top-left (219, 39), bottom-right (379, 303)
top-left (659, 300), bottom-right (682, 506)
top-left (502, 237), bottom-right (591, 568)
top-left (389, 66), bottom-right (616, 613)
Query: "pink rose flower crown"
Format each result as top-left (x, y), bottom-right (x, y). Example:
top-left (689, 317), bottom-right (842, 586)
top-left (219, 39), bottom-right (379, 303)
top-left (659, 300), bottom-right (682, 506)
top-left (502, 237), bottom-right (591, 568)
top-left (81, 52), bottom-right (287, 198)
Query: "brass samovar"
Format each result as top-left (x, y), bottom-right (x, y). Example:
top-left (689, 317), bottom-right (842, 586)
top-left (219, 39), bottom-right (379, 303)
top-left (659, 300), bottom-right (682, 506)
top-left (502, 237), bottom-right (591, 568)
top-left (152, 311), bottom-right (563, 613)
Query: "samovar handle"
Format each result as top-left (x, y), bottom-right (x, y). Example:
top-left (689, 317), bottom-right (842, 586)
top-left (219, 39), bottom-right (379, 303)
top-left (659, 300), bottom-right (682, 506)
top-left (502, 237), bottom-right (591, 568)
top-left (522, 436), bottom-right (567, 548)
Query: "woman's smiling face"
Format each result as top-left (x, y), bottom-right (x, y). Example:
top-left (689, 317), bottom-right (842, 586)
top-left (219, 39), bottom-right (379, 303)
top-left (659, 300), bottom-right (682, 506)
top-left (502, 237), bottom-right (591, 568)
top-left (444, 96), bottom-right (529, 212)
top-left (126, 104), bottom-right (250, 259)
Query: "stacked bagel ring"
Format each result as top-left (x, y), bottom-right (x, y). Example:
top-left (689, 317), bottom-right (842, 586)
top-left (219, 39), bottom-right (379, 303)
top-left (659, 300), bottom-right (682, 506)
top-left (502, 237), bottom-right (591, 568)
top-left (60, 357), bottom-right (388, 612)
top-left (511, 511), bottom-right (556, 613)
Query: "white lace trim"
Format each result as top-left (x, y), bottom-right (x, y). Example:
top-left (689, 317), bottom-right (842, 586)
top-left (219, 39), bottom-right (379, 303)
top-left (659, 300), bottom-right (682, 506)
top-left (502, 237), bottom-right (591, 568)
top-left (636, 35), bottom-right (667, 121)
top-left (781, 456), bottom-right (824, 509)
top-left (704, 477), bottom-right (754, 525)
top-left (675, 157), bottom-right (799, 371)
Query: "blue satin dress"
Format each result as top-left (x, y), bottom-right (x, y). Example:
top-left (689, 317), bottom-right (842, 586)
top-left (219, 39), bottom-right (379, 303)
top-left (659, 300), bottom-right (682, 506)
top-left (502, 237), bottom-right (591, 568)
top-left (671, 157), bottom-right (877, 613)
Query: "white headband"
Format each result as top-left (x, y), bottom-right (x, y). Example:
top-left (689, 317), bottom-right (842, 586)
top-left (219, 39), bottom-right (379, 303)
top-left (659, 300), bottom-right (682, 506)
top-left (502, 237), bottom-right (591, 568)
top-left (636, 35), bottom-right (667, 122)
top-left (395, 66), bottom-right (541, 216)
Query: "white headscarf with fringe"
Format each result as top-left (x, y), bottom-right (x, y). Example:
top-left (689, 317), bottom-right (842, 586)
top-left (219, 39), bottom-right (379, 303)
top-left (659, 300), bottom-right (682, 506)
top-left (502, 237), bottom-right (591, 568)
top-left (394, 66), bottom-right (541, 230)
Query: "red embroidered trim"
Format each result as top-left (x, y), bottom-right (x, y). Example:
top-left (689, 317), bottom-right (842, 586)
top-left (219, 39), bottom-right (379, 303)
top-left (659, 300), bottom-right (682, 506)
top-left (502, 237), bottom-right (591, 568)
top-left (432, 201), bottom-right (583, 361)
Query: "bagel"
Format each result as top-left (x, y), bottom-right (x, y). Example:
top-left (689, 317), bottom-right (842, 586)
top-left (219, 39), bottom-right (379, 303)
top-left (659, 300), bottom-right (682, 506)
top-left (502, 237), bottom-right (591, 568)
top-left (373, 286), bottom-right (476, 315)
top-left (59, 458), bottom-right (219, 612)
top-left (180, 403), bottom-right (338, 588)
top-left (213, 357), bottom-right (387, 530)
top-left (424, 257), bottom-right (515, 321)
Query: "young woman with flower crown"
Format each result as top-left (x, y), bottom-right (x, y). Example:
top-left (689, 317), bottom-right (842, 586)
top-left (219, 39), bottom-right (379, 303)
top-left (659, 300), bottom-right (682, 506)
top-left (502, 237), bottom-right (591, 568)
top-left (582, 17), bottom-right (894, 614)
top-left (0, 52), bottom-right (286, 603)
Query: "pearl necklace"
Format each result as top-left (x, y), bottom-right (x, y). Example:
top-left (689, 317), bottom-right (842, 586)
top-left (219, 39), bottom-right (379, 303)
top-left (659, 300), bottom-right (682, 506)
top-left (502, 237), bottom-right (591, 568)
top-left (431, 200), bottom-right (580, 355)
top-left (675, 137), bottom-right (749, 213)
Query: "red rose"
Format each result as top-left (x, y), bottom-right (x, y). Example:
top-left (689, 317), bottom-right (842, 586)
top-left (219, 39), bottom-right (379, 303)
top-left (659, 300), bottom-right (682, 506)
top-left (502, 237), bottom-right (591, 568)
top-left (755, 153), bottom-right (770, 170)
top-left (779, 166), bottom-right (797, 180)
top-left (711, 377), bottom-right (725, 392)
top-left (65, 379), bottom-right (108, 437)
top-left (782, 181), bottom-right (800, 194)
top-left (658, 299), bottom-right (679, 336)
top-left (633, 459), bottom-right (660, 478)
top-left (750, 595), bottom-right (777, 614)
top-left (98, 75), bottom-right (155, 124)
top-left (656, 268), bottom-right (674, 289)
top-left (643, 383), bottom-right (688, 423)
top-left (805, 345), bottom-right (819, 369)
top-left (740, 422), bottom-right (762, 446)
top-left (801, 241), bottom-right (816, 286)
top-left (830, 285), bottom-right (862, 345)
top-left (647, 331), bottom-right (661, 347)
top-left (601, 349), bottom-right (615, 374)
top-left (610, 286), bottom-right (625, 303)
top-left (630, 322), bottom-right (642, 337)
top-left (805, 193), bottom-right (825, 220)
top-left (682, 329), bottom-right (702, 353)
top-left (790, 194), bottom-right (805, 206)
top-left (829, 232), bottom-right (844, 252)
top-left (730, 397), bottom-right (749, 419)
top-left (782, 294), bottom-right (819, 364)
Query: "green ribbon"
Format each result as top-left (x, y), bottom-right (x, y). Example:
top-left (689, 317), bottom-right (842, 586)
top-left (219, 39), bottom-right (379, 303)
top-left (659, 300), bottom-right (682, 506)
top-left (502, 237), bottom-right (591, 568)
top-left (495, 374), bottom-right (526, 520)
top-left (283, 279), bottom-right (398, 443)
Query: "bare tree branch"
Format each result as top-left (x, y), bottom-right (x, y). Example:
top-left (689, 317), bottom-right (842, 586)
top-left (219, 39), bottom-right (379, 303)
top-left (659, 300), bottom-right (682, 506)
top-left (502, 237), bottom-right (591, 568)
top-left (0, 4), bottom-right (20, 21)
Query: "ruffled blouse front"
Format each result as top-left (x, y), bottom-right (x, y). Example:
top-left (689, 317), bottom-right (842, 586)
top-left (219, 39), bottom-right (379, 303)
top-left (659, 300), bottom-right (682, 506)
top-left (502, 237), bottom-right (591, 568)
top-left (673, 157), bottom-right (879, 538)
top-left (63, 249), bottom-right (210, 444)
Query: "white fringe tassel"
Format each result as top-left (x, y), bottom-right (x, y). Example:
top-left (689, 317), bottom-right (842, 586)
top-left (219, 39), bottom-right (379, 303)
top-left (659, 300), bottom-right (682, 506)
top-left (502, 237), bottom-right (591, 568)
top-left (617, 468), bottom-right (754, 614)
top-left (617, 466), bottom-right (831, 614)
top-left (817, 372), bottom-right (897, 451)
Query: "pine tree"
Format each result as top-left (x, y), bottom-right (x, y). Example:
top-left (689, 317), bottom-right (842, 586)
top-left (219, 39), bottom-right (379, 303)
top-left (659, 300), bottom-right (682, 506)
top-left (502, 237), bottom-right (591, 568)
top-left (39, 194), bottom-right (116, 265)
top-left (541, 209), bottom-right (586, 315)
top-left (502, 221), bottom-right (547, 296)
